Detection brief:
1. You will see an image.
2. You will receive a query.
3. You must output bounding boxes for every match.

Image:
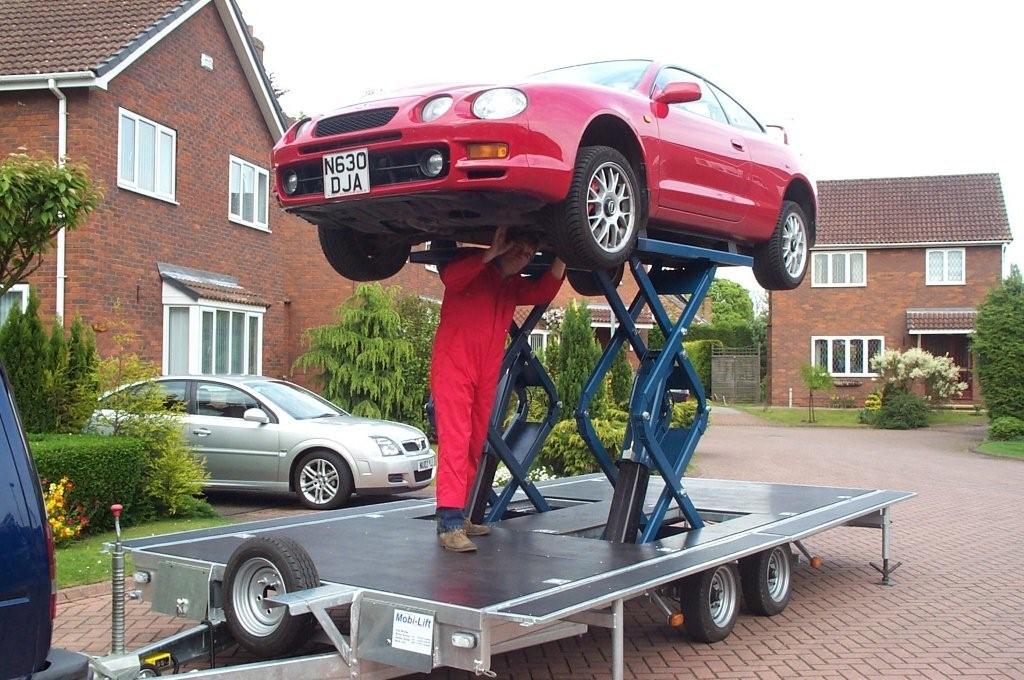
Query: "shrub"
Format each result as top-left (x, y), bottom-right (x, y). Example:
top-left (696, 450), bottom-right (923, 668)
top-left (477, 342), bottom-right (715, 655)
top-left (673, 400), bottom-right (698, 428)
top-left (553, 301), bottom-right (604, 419)
top-left (988, 416), bottom-right (1024, 441)
top-left (609, 346), bottom-right (633, 409)
top-left (539, 417), bottom-right (625, 477)
top-left (873, 390), bottom-right (929, 430)
top-left (800, 363), bottom-right (833, 423)
top-left (296, 283), bottom-right (415, 419)
top-left (974, 267), bottom-right (1024, 420)
top-left (30, 435), bottom-right (149, 530)
top-left (0, 288), bottom-right (47, 431)
top-left (871, 347), bottom-right (966, 402)
top-left (684, 339), bottom-right (723, 394)
top-left (829, 394), bottom-right (856, 409)
top-left (394, 293), bottom-right (439, 429)
top-left (864, 392), bottom-right (883, 411)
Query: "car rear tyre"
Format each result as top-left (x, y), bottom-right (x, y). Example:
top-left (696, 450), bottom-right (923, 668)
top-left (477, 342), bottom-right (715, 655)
top-left (752, 201), bottom-right (810, 290)
top-left (566, 264), bottom-right (625, 296)
top-left (293, 449), bottom-right (354, 510)
top-left (223, 536), bottom-right (319, 658)
top-left (318, 225), bottom-right (410, 281)
top-left (740, 545), bottom-right (793, 616)
top-left (550, 146), bottom-right (642, 271)
top-left (679, 563), bottom-right (741, 643)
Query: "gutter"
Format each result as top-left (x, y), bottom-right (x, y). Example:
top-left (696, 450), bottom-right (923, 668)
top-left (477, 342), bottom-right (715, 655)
top-left (47, 79), bottom-right (67, 324)
top-left (0, 71), bottom-right (99, 92)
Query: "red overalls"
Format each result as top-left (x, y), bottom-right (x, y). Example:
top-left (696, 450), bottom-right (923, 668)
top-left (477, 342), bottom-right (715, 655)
top-left (430, 252), bottom-right (563, 510)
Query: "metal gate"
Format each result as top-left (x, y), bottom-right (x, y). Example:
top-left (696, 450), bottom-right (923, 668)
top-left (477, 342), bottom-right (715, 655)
top-left (711, 346), bottom-right (760, 403)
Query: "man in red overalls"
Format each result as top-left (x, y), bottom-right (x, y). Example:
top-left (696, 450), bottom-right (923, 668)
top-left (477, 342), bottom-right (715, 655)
top-left (431, 226), bottom-right (565, 552)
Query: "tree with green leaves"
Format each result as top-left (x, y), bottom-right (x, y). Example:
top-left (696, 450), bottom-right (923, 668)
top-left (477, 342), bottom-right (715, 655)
top-left (708, 279), bottom-right (754, 326)
top-left (553, 300), bottom-right (604, 420)
top-left (0, 288), bottom-right (47, 431)
top-left (42, 316), bottom-right (70, 433)
top-left (0, 154), bottom-right (101, 295)
top-left (296, 283), bottom-right (414, 419)
top-left (394, 293), bottom-right (440, 428)
top-left (974, 265), bottom-right (1024, 420)
top-left (800, 363), bottom-right (834, 423)
top-left (65, 315), bottom-right (100, 431)
top-left (609, 346), bottom-right (633, 408)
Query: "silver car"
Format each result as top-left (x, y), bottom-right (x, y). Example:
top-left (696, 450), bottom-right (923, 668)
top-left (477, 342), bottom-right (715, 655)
top-left (96, 376), bottom-right (436, 510)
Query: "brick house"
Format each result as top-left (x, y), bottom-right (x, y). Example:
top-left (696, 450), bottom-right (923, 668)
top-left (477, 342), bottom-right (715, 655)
top-left (768, 174), bottom-right (1013, 407)
top-left (0, 0), bottom-right (443, 384)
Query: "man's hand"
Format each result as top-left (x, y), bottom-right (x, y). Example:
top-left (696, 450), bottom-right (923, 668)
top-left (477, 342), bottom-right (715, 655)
top-left (483, 225), bottom-right (513, 263)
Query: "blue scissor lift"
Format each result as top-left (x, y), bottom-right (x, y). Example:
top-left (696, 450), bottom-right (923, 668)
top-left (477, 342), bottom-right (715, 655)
top-left (420, 236), bottom-right (754, 542)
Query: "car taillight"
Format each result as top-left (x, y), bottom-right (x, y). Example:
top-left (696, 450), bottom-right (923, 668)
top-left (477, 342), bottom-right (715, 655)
top-left (45, 521), bottom-right (56, 620)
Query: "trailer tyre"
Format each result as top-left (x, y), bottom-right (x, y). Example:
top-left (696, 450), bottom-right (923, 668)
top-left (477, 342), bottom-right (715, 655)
top-left (223, 536), bottom-right (319, 658)
top-left (679, 563), bottom-right (740, 643)
top-left (740, 545), bottom-right (793, 616)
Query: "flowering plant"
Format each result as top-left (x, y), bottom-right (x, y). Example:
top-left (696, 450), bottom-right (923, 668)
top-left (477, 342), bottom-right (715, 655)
top-left (42, 477), bottom-right (89, 544)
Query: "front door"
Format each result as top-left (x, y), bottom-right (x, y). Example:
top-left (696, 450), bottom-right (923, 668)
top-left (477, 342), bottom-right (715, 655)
top-left (921, 334), bottom-right (973, 401)
top-left (190, 381), bottom-right (281, 484)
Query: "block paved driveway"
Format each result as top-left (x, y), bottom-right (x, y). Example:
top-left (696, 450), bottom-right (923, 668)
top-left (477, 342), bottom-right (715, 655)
top-left (55, 415), bottom-right (1024, 679)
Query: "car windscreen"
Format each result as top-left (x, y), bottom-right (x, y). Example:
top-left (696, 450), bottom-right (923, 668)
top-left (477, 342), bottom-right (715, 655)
top-left (529, 60), bottom-right (651, 91)
top-left (246, 381), bottom-right (348, 419)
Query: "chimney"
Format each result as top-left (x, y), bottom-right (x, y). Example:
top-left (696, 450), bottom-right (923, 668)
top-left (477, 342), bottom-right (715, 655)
top-left (246, 24), bottom-right (265, 63)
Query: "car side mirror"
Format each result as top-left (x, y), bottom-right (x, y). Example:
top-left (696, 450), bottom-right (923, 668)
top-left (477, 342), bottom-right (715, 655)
top-left (654, 82), bottom-right (702, 105)
top-left (765, 124), bottom-right (789, 145)
top-left (243, 408), bottom-right (270, 424)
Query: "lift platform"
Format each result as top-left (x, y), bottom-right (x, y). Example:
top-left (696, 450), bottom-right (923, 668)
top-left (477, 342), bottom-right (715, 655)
top-left (89, 238), bottom-right (914, 680)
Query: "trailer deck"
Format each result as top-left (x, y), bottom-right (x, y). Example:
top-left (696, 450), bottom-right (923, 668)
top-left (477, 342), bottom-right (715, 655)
top-left (116, 476), bottom-right (912, 678)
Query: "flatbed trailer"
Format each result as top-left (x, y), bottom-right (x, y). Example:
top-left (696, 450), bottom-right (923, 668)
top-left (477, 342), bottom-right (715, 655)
top-left (89, 238), bottom-right (913, 679)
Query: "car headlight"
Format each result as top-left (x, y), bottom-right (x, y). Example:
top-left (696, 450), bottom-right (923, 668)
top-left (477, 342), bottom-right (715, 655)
top-left (372, 436), bottom-right (402, 456)
top-left (293, 118), bottom-right (312, 139)
top-left (421, 96), bottom-right (453, 122)
top-left (472, 88), bottom-right (527, 120)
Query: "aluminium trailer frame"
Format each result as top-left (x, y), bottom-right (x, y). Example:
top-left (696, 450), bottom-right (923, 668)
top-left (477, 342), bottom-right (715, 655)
top-left (93, 476), bottom-right (912, 680)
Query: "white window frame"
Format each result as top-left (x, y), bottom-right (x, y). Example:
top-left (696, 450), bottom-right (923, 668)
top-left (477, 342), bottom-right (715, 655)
top-left (162, 300), bottom-right (264, 376)
top-left (528, 330), bottom-right (550, 353)
top-left (811, 250), bottom-right (867, 287)
top-left (925, 248), bottom-right (966, 286)
top-left (228, 155), bottom-right (270, 231)
top-left (0, 283), bottom-right (29, 326)
top-left (117, 107), bottom-right (177, 204)
top-left (810, 335), bottom-right (885, 377)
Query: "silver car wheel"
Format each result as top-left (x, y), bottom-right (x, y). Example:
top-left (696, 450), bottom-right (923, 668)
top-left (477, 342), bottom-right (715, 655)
top-left (231, 557), bottom-right (286, 638)
top-left (781, 212), bottom-right (807, 278)
top-left (586, 162), bottom-right (635, 254)
top-left (708, 565), bottom-right (739, 628)
top-left (299, 457), bottom-right (340, 505)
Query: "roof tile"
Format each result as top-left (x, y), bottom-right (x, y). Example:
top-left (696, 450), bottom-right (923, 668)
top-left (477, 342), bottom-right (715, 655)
top-left (816, 174), bottom-right (1012, 246)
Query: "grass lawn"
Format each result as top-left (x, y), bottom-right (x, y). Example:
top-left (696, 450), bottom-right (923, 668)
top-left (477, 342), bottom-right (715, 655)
top-left (977, 440), bottom-right (1024, 459)
top-left (57, 516), bottom-right (232, 589)
top-left (735, 405), bottom-right (987, 428)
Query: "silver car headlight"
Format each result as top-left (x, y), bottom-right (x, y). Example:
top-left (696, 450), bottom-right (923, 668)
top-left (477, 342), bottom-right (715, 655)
top-left (421, 95), bottom-right (453, 122)
top-left (472, 88), bottom-right (527, 120)
top-left (372, 436), bottom-right (402, 456)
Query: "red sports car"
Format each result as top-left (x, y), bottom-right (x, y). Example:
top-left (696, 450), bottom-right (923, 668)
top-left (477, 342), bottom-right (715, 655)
top-left (272, 60), bottom-right (816, 291)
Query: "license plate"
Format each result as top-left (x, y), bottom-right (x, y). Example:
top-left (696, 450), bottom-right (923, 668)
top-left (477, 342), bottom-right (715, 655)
top-left (323, 148), bottom-right (370, 198)
top-left (416, 456), bottom-right (435, 472)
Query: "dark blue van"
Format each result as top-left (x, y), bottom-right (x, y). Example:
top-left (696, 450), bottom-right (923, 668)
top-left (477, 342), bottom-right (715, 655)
top-left (0, 363), bottom-right (90, 680)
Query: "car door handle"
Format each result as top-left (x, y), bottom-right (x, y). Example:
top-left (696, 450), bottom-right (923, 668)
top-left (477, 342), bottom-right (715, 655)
top-left (731, 139), bottom-right (745, 151)
top-left (193, 428), bottom-right (211, 437)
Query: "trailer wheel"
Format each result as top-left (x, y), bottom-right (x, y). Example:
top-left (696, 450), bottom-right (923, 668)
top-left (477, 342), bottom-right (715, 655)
top-left (679, 563), bottom-right (740, 643)
top-left (223, 536), bottom-right (319, 658)
top-left (740, 545), bottom-right (793, 616)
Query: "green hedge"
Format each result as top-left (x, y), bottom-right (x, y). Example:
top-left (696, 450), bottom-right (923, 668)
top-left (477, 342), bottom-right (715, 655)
top-left (989, 416), bottom-right (1024, 441)
top-left (686, 321), bottom-right (754, 349)
top-left (29, 434), bottom-right (149, 531)
top-left (684, 339), bottom-right (724, 393)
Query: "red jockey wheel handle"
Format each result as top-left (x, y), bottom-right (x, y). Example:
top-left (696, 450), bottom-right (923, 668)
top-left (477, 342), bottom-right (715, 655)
top-left (111, 504), bottom-right (123, 519)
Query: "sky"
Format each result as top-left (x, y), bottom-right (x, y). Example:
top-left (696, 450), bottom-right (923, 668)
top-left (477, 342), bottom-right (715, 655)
top-left (238, 0), bottom-right (1021, 297)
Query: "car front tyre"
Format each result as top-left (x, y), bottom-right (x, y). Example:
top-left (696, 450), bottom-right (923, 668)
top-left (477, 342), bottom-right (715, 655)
top-left (292, 449), bottom-right (354, 510)
top-left (752, 200), bottom-right (811, 290)
top-left (551, 146), bottom-right (643, 271)
top-left (318, 225), bottom-right (410, 281)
